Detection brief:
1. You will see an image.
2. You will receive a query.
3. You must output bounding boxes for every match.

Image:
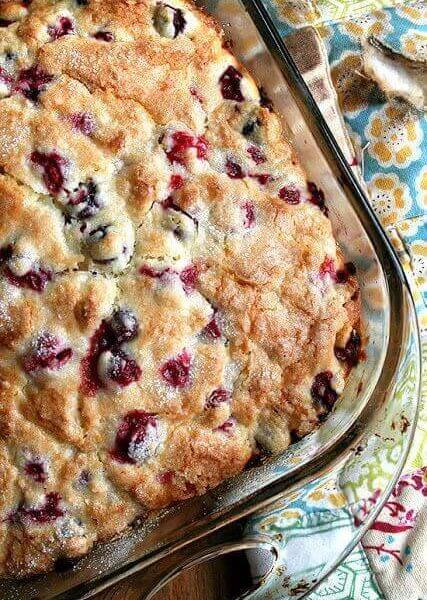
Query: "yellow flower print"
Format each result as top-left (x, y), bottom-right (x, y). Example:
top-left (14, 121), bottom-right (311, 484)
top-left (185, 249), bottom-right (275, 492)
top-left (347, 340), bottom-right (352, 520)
top-left (366, 104), bottom-right (423, 168)
top-left (258, 508), bottom-right (303, 530)
top-left (401, 29), bottom-right (427, 61)
top-left (367, 173), bottom-right (412, 227)
top-left (340, 10), bottom-right (391, 40)
top-left (331, 52), bottom-right (377, 115)
top-left (416, 168), bottom-right (427, 211)
top-left (396, 1), bottom-right (427, 26)
top-left (258, 515), bottom-right (279, 530)
top-left (305, 479), bottom-right (346, 509)
top-left (280, 510), bottom-right (301, 519)
top-left (276, 0), bottom-right (319, 26)
top-left (408, 240), bottom-right (427, 293)
top-left (308, 490), bottom-right (325, 502)
top-left (316, 22), bottom-right (333, 45)
top-left (308, 489), bottom-right (346, 508)
top-left (397, 216), bottom-right (424, 238)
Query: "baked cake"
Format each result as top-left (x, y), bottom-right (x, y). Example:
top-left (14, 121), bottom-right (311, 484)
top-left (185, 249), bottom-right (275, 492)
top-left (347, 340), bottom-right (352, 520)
top-left (0, 0), bottom-right (360, 577)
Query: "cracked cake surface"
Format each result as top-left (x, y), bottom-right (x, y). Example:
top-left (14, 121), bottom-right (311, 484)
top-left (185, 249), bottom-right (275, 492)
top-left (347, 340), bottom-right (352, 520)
top-left (0, 0), bottom-right (360, 578)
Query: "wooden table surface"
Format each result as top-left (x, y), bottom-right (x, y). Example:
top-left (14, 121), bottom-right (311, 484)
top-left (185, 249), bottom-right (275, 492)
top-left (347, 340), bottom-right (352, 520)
top-left (93, 557), bottom-right (247, 600)
top-left (93, 565), bottom-right (227, 600)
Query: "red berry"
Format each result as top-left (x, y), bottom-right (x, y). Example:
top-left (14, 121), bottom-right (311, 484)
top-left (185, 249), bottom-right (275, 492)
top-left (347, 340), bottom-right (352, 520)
top-left (68, 112), bottom-right (95, 135)
top-left (110, 410), bottom-right (161, 464)
top-left (0, 66), bottom-right (13, 86)
top-left (278, 186), bottom-right (300, 204)
top-left (22, 333), bottom-right (73, 373)
top-left (140, 264), bottom-right (170, 279)
top-left (11, 492), bottom-right (64, 524)
top-left (219, 66), bottom-right (244, 102)
top-left (319, 256), bottom-right (335, 279)
top-left (66, 179), bottom-right (101, 219)
top-left (102, 349), bottom-right (142, 387)
top-left (319, 258), bottom-right (356, 284)
top-left (249, 173), bottom-right (271, 185)
top-left (206, 388), bottom-right (230, 408)
top-left (166, 131), bottom-right (208, 165)
top-left (160, 349), bottom-right (191, 387)
top-left (140, 263), bottom-right (197, 293)
top-left (215, 417), bottom-right (236, 435)
top-left (241, 201), bottom-right (255, 228)
top-left (335, 330), bottom-right (361, 367)
top-left (48, 16), bottom-right (74, 41)
top-left (93, 30), bottom-right (114, 42)
top-left (190, 86), bottom-right (203, 103)
top-left (307, 181), bottom-right (328, 216)
top-left (4, 265), bottom-right (52, 292)
top-left (80, 310), bottom-right (140, 394)
top-left (311, 371), bottom-right (338, 413)
top-left (109, 308), bottom-right (139, 344)
top-left (24, 459), bottom-right (47, 483)
top-left (183, 480), bottom-right (197, 496)
top-left (157, 470), bottom-right (175, 484)
top-left (30, 150), bottom-right (67, 195)
top-left (179, 264), bottom-right (198, 293)
top-left (80, 322), bottom-right (109, 395)
top-left (16, 65), bottom-right (53, 102)
top-left (247, 145), bottom-right (266, 165)
top-left (226, 159), bottom-right (245, 179)
top-left (202, 315), bottom-right (221, 339)
top-left (170, 174), bottom-right (184, 189)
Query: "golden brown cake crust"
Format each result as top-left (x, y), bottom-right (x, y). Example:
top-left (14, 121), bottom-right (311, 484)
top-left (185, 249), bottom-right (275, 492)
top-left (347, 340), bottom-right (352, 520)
top-left (0, 0), bottom-right (360, 577)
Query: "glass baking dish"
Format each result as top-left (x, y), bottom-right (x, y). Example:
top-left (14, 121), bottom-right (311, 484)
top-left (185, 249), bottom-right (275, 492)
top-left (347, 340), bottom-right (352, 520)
top-left (0, 0), bottom-right (421, 598)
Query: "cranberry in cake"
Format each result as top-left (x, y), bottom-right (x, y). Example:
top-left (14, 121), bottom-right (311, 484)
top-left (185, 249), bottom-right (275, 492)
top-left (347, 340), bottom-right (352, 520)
top-left (0, 0), bottom-right (360, 578)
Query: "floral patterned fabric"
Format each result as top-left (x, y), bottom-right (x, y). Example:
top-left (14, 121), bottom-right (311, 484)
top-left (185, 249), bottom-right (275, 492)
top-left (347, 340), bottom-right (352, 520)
top-left (249, 1), bottom-right (427, 599)
top-left (270, 0), bottom-right (426, 28)
top-left (360, 469), bottom-right (427, 599)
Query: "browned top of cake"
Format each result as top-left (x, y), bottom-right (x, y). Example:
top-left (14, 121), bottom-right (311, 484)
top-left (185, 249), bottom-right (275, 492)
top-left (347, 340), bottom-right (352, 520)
top-left (0, 0), bottom-right (359, 577)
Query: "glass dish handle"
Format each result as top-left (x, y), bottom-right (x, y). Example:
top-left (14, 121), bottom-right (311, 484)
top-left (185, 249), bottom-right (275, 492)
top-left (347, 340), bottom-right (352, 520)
top-left (140, 532), bottom-right (279, 599)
